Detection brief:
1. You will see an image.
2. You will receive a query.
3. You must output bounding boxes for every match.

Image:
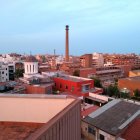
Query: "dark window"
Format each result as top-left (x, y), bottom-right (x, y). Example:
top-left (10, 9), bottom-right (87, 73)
top-left (65, 85), bottom-right (68, 89)
top-left (2, 71), bottom-right (4, 74)
top-left (47, 88), bottom-right (52, 94)
top-left (85, 85), bottom-right (90, 90)
top-left (100, 134), bottom-right (105, 140)
top-left (6, 68), bottom-right (7, 70)
top-left (88, 126), bottom-right (96, 135)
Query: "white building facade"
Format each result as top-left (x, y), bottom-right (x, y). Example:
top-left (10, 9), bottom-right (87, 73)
top-left (24, 56), bottom-right (39, 78)
top-left (92, 53), bottom-right (104, 67)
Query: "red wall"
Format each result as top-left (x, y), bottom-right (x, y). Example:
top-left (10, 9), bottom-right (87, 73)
top-left (118, 79), bottom-right (140, 96)
top-left (53, 77), bottom-right (94, 97)
top-left (26, 85), bottom-right (52, 94)
top-left (80, 68), bottom-right (96, 78)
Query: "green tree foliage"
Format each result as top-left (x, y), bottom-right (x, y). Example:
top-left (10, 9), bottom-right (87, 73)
top-left (107, 85), bottom-right (119, 97)
top-left (14, 69), bottom-right (24, 78)
top-left (90, 77), bottom-right (102, 88)
top-left (134, 89), bottom-right (140, 97)
top-left (73, 70), bottom-right (80, 77)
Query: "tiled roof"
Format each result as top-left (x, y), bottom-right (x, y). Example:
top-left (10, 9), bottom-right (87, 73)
top-left (84, 100), bottom-right (140, 136)
top-left (25, 56), bottom-right (38, 62)
top-left (121, 117), bottom-right (140, 140)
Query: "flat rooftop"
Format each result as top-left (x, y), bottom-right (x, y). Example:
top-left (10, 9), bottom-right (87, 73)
top-left (0, 94), bottom-right (75, 123)
top-left (0, 94), bottom-right (76, 140)
top-left (56, 74), bottom-right (91, 82)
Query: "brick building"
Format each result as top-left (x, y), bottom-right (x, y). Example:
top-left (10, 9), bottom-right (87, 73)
top-left (118, 76), bottom-right (140, 96)
top-left (82, 99), bottom-right (140, 140)
top-left (79, 68), bottom-right (96, 78)
top-left (25, 83), bottom-right (53, 94)
top-left (53, 74), bottom-right (94, 97)
top-left (129, 70), bottom-right (140, 77)
top-left (80, 54), bottom-right (93, 68)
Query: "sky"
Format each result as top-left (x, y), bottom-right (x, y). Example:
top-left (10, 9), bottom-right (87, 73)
top-left (0, 0), bottom-right (140, 55)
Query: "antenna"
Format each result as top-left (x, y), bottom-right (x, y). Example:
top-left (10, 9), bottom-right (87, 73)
top-left (54, 49), bottom-right (56, 56)
top-left (30, 51), bottom-right (32, 56)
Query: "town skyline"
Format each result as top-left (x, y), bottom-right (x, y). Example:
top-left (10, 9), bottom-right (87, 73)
top-left (0, 0), bottom-right (140, 55)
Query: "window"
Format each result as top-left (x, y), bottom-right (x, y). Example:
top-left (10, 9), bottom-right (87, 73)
top-left (99, 134), bottom-right (105, 140)
top-left (33, 65), bottom-right (34, 72)
top-left (65, 85), bottom-right (68, 89)
top-left (88, 126), bottom-right (96, 135)
top-left (82, 84), bottom-right (90, 92)
top-left (2, 71), bottom-right (4, 74)
top-left (27, 65), bottom-right (28, 72)
top-left (85, 85), bottom-right (90, 90)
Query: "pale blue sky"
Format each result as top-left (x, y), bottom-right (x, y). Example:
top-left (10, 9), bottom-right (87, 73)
top-left (0, 0), bottom-right (140, 55)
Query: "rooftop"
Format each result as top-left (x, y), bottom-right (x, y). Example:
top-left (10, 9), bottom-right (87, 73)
top-left (25, 55), bottom-right (38, 62)
top-left (84, 99), bottom-right (140, 136)
top-left (0, 122), bottom-right (43, 140)
top-left (0, 94), bottom-right (75, 123)
top-left (0, 94), bottom-right (77, 140)
top-left (56, 74), bottom-right (91, 82)
top-left (122, 76), bottom-right (140, 81)
top-left (121, 117), bottom-right (140, 140)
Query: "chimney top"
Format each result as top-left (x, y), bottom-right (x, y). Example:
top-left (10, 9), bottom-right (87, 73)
top-left (66, 25), bottom-right (69, 30)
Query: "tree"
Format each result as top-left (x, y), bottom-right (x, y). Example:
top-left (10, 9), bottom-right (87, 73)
top-left (90, 77), bottom-right (102, 88)
top-left (134, 89), bottom-right (140, 97)
top-left (73, 70), bottom-right (80, 77)
top-left (14, 69), bottom-right (24, 78)
top-left (107, 85), bottom-right (119, 97)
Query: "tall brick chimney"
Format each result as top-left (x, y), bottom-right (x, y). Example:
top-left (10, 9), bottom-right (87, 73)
top-left (65, 25), bottom-right (69, 62)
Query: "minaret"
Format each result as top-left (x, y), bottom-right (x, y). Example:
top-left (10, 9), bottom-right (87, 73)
top-left (65, 25), bottom-right (69, 62)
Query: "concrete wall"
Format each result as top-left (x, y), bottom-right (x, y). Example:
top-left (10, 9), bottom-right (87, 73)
top-left (89, 93), bottom-right (108, 102)
top-left (81, 121), bottom-right (116, 140)
top-left (98, 130), bottom-right (115, 140)
top-left (27, 96), bottom-right (81, 140)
